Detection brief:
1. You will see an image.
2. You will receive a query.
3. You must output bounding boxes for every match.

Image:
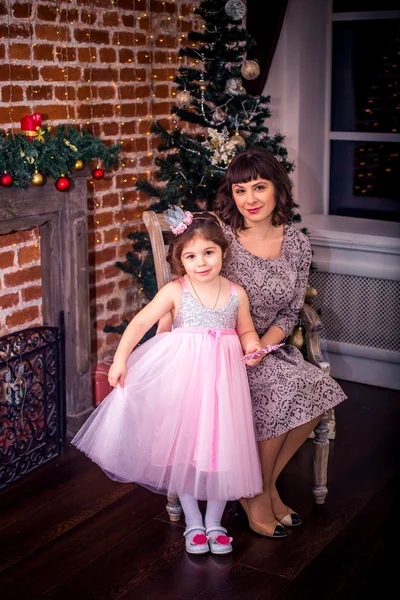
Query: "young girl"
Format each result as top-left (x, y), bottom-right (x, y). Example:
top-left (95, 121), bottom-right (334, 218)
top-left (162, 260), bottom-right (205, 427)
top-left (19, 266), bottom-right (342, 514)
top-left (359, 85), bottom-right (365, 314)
top-left (72, 209), bottom-right (284, 555)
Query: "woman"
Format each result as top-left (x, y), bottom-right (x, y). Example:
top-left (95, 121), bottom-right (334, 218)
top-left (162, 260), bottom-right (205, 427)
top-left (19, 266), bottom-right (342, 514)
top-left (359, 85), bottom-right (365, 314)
top-left (214, 146), bottom-right (346, 538)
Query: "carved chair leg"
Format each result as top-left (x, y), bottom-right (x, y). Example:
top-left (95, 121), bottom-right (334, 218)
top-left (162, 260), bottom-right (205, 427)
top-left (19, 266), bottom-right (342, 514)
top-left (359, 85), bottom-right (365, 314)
top-left (166, 495), bottom-right (182, 522)
top-left (312, 411), bottom-right (330, 505)
top-left (327, 408), bottom-right (336, 439)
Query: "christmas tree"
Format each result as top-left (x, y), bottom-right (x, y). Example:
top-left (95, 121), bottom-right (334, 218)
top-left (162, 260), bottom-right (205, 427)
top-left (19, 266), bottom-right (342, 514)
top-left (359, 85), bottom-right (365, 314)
top-left (136, 0), bottom-right (294, 212)
top-left (106, 0), bottom-right (303, 337)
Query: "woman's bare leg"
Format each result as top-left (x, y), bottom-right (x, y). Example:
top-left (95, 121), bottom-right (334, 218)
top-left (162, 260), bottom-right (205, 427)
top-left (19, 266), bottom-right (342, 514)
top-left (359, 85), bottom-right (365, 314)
top-left (245, 432), bottom-right (287, 523)
top-left (246, 416), bottom-right (322, 523)
top-left (270, 416), bottom-right (322, 516)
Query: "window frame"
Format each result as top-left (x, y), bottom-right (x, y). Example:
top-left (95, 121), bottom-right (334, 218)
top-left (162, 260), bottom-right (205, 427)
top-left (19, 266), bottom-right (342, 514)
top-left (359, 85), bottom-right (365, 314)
top-left (323, 7), bottom-right (400, 215)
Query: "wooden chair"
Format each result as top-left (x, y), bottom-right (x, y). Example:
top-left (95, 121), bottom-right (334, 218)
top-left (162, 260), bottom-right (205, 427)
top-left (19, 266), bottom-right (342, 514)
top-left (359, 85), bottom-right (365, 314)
top-left (143, 210), bottom-right (333, 521)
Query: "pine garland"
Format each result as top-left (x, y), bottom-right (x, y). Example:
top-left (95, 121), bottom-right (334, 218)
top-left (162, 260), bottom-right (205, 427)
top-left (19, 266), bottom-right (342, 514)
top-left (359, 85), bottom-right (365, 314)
top-left (0, 125), bottom-right (120, 188)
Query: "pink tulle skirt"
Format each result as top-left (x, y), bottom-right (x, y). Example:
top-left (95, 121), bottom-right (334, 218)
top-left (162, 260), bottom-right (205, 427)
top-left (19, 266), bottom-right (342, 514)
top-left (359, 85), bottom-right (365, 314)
top-left (71, 328), bottom-right (263, 501)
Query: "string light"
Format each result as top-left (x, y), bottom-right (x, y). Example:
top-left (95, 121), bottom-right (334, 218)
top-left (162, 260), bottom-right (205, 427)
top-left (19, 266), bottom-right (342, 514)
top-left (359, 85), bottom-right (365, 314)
top-left (27, 0), bottom-right (36, 112)
top-left (62, 0), bottom-right (71, 121)
top-left (84, 0), bottom-right (101, 249)
top-left (111, 0), bottom-right (127, 239)
top-left (86, 0), bottom-right (95, 128)
top-left (6, 1), bottom-right (14, 132)
top-left (148, 4), bottom-right (156, 177)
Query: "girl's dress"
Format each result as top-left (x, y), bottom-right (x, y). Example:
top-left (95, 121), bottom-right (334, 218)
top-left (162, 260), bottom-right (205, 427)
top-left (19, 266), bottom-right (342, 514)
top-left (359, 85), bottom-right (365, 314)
top-left (221, 223), bottom-right (347, 441)
top-left (72, 278), bottom-right (263, 501)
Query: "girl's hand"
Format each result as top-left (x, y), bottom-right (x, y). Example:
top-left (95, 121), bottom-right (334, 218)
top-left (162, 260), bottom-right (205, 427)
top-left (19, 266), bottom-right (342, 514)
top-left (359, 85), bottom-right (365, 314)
top-left (243, 344), bottom-right (263, 367)
top-left (108, 361), bottom-right (127, 388)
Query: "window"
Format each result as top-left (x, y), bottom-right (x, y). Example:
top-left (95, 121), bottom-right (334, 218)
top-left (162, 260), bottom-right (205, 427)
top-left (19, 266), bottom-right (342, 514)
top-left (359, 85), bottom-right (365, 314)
top-left (328, 6), bottom-right (400, 221)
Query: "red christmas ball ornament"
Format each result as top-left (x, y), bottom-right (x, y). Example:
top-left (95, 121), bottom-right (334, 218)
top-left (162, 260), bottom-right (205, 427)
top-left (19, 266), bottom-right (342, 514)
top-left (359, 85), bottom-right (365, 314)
top-left (55, 176), bottom-right (71, 192)
top-left (1, 172), bottom-right (13, 187)
top-left (92, 167), bottom-right (105, 180)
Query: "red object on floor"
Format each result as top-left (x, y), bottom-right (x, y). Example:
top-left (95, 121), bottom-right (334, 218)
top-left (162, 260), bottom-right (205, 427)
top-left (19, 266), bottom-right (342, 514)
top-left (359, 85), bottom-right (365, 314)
top-left (92, 360), bottom-right (113, 407)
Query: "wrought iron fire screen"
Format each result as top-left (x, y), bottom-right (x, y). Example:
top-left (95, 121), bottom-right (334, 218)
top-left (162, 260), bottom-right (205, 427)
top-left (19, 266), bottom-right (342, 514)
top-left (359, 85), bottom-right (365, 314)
top-left (0, 313), bottom-right (65, 490)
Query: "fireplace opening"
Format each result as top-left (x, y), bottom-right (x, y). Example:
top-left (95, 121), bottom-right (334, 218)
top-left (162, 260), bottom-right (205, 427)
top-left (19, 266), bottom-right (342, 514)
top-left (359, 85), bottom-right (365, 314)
top-left (0, 226), bottom-right (43, 336)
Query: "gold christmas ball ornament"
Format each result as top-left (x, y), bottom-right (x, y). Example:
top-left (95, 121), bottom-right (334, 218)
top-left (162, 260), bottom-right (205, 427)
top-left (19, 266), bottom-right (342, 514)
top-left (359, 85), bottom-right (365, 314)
top-left (72, 159), bottom-right (84, 171)
top-left (199, 84), bottom-right (207, 92)
top-left (241, 60), bottom-right (261, 80)
top-left (175, 90), bottom-right (192, 108)
top-left (287, 325), bottom-right (304, 350)
top-left (305, 285), bottom-right (318, 303)
top-left (231, 133), bottom-right (246, 148)
top-left (245, 119), bottom-right (251, 125)
top-left (30, 169), bottom-right (45, 186)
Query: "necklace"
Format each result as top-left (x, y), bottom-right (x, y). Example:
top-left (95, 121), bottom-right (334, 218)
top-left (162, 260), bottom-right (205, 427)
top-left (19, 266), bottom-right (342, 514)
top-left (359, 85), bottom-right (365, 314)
top-left (188, 275), bottom-right (221, 310)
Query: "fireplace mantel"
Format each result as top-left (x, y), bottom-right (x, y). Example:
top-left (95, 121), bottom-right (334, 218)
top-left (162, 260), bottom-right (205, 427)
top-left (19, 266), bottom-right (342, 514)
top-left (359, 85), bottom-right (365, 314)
top-left (0, 172), bottom-right (93, 435)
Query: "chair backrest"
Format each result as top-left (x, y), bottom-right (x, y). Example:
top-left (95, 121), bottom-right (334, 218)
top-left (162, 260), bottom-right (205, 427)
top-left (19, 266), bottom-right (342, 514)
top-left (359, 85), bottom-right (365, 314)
top-left (142, 210), bottom-right (173, 291)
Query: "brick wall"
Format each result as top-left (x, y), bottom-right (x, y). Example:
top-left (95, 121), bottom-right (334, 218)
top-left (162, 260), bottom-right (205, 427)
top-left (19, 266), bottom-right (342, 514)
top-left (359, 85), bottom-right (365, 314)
top-left (0, 0), bottom-right (199, 362)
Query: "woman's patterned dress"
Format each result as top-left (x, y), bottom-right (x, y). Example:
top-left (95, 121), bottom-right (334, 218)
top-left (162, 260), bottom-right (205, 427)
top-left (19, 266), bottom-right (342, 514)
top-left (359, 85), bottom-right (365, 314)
top-left (221, 224), bottom-right (347, 441)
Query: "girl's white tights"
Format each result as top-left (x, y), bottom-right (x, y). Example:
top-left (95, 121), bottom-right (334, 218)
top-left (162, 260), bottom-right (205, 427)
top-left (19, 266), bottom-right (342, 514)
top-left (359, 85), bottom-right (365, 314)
top-left (205, 499), bottom-right (227, 530)
top-left (179, 494), bottom-right (226, 530)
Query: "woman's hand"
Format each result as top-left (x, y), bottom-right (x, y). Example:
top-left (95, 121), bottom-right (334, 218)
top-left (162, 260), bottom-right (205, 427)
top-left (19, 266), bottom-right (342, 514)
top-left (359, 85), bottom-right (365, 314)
top-left (108, 360), bottom-right (127, 388)
top-left (156, 311), bottom-right (173, 335)
top-left (243, 343), bottom-right (264, 367)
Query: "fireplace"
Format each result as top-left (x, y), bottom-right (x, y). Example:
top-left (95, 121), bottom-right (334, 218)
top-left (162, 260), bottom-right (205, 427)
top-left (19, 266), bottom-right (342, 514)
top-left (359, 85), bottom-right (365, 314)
top-left (0, 172), bottom-right (92, 437)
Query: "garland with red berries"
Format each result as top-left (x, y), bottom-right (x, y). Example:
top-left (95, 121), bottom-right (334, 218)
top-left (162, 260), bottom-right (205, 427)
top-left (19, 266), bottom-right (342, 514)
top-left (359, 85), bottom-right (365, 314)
top-left (0, 114), bottom-right (120, 191)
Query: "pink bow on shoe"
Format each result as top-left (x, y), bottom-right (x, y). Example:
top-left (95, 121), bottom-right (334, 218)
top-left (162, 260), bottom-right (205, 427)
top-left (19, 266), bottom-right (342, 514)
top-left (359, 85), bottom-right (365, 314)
top-left (215, 535), bottom-right (232, 545)
top-left (206, 527), bottom-right (233, 555)
top-left (192, 533), bottom-right (208, 545)
top-left (184, 526), bottom-right (210, 554)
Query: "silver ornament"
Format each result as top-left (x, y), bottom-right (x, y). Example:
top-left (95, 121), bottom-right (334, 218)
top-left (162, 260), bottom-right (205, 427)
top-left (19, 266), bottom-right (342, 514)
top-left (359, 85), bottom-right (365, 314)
top-left (241, 60), bottom-right (261, 80)
top-left (225, 0), bottom-right (247, 21)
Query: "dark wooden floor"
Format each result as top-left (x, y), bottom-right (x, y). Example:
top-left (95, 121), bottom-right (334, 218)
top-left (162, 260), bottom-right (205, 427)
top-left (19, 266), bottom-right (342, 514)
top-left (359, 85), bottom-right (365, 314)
top-left (0, 379), bottom-right (399, 600)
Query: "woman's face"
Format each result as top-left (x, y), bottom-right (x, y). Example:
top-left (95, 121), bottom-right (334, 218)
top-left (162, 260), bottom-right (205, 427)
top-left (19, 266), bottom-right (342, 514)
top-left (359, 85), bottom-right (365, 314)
top-left (232, 178), bottom-right (276, 226)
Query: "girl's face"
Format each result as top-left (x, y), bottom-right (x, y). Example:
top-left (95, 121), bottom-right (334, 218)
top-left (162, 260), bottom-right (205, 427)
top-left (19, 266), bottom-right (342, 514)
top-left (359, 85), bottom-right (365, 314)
top-left (232, 178), bottom-right (276, 226)
top-left (180, 234), bottom-right (224, 284)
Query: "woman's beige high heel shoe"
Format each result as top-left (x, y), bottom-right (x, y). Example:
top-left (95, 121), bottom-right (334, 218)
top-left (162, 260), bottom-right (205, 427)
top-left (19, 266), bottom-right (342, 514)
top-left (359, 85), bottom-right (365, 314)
top-left (275, 507), bottom-right (303, 527)
top-left (238, 498), bottom-right (287, 538)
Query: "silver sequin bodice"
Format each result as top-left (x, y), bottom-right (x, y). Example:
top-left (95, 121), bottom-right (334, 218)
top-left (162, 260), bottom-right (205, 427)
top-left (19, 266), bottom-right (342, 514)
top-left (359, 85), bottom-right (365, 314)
top-left (173, 292), bottom-right (238, 329)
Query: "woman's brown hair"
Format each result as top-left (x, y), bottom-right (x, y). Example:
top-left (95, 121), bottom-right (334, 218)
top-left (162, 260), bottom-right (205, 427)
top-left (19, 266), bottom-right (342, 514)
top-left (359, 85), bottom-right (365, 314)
top-left (215, 147), bottom-right (294, 231)
top-left (166, 211), bottom-right (229, 277)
